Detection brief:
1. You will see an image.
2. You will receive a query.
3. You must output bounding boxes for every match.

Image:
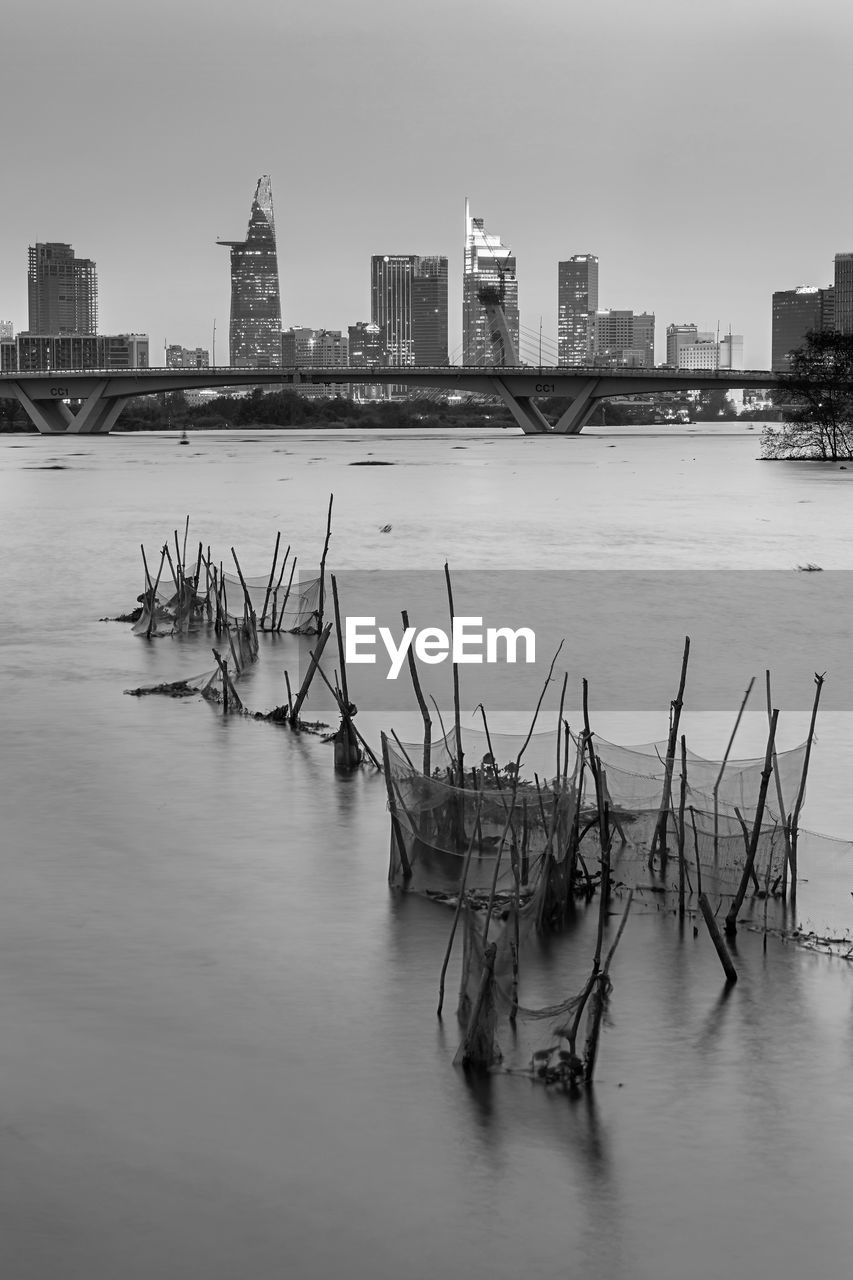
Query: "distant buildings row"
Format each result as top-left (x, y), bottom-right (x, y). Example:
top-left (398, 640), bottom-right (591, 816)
top-left (217, 183), bottom-right (663, 373)
top-left (0, 240), bottom-right (148, 373)
top-left (4, 176), bottom-right (851, 380)
top-left (771, 254), bottom-right (853, 370)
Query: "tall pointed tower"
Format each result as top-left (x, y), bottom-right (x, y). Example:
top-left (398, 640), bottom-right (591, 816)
top-left (218, 176), bottom-right (281, 367)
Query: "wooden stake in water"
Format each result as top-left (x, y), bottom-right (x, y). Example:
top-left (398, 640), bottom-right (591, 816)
top-left (444, 562), bottom-right (464, 788)
top-left (437, 786), bottom-right (485, 1017)
top-left (289, 622), bottom-right (333, 725)
top-left (764, 669), bottom-right (793, 898)
top-left (649, 636), bottom-right (690, 866)
top-left (678, 735), bottom-right (687, 919)
top-left (316, 493), bottom-right (334, 635)
top-left (725, 709), bottom-right (779, 937)
top-left (713, 676), bottom-right (755, 862)
top-left (402, 608), bottom-right (432, 777)
top-left (789, 672), bottom-right (825, 914)
top-left (260, 531), bottom-right (281, 629)
top-left (699, 892), bottom-right (737, 984)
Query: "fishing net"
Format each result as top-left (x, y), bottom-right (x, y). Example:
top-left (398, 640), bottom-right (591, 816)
top-left (221, 570), bottom-right (321, 633)
top-left (386, 726), bottom-right (812, 902)
top-left (125, 612), bottom-right (259, 709)
top-left (384, 734), bottom-right (579, 898)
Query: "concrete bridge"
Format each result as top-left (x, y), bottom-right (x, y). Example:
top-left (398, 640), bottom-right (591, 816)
top-left (0, 364), bottom-right (786, 436)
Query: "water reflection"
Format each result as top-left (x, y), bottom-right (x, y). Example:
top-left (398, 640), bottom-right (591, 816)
top-left (3, 427), bottom-right (853, 1278)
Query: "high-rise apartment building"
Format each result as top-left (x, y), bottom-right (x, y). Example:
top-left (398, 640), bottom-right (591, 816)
top-left (665, 323), bottom-right (744, 371)
top-left (834, 254), bottom-right (853, 335)
top-left (218, 176), bottom-right (281, 367)
top-left (281, 326), bottom-right (348, 396)
top-left (371, 256), bottom-right (413, 366)
top-left (771, 286), bottom-right (835, 371)
top-left (166, 345), bottom-right (210, 369)
top-left (411, 256), bottom-right (449, 365)
top-left (666, 324), bottom-right (714, 368)
top-left (463, 200), bottom-right (519, 365)
top-left (15, 333), bottom-right (148, 372)
top-left (348, 322), bottom-right (385, 400)
top-left (557, 255), bottom-right (599, 365)
top-left (370, 255), bottom-right (448, 367)
top-left (348, 321), bottom-right (385, 367)
top-left (27, 243), bottom-right (98, 334)
top-left (593, 310), bottom-right (655, 368)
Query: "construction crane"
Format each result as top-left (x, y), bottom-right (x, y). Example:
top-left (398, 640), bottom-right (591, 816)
top-left (477, 274), bottom-right (520, 366)
top-left (468, 202), bottom-right (520, 366)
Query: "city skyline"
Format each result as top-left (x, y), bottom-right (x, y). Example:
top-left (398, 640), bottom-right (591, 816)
top-left (1, 1), bottom-right (851, 369)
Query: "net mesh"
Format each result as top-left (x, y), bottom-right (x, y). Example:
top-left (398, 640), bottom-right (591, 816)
top-left (385, 726), bottom-right (810, 901)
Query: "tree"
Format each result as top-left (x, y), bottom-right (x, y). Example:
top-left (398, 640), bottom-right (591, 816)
top-left (767, 330), bottom-right (853, 460)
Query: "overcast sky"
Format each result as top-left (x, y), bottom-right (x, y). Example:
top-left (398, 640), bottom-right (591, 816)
top-left (2, 0), bottom-right (851, 367)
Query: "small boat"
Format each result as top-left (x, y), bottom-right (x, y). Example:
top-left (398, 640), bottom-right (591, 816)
top-left (179, 429), bottom-right (189, 446)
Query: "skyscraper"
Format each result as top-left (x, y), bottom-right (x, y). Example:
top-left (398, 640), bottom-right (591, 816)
top-left (370, 255), bottom-right (448, 366)
top-left (218, 176), bottom-right (281, 367)
top-left (834, 253), bottom-right (853, 335)
top-left (411, 256), bottom-right (449, 365)
top-left (593, 310), bottom-right (655, 368)
top-left (27, 243), bottom-right (98, 334)
top-left (771, 286), bottom-right (835, 371)
top-left (463, 200), bottom-right (519, 365)
top-left (557, 255), bottom-right (598, 365)
top-left (666, 323), bottom-right (718, 368)
top-left (371, 256), bottom-right (414, 366)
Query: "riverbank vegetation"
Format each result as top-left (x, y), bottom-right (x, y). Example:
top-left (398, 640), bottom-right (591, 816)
top-left (762, 331), bottom-right (853, 461)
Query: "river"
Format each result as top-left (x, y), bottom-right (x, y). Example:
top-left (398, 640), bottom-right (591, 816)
top-left (1, 422), bottom-right (851, 1278)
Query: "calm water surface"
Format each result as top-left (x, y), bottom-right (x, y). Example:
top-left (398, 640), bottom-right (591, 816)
top-left (1, 424), bottom-right (852, 1278)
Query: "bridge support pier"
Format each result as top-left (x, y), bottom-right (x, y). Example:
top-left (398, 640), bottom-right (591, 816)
top-left (490, 375), bottom-right (602, 435)
top-left (489, 379), bottom-right (552, 434)
top-left (550, 378), bottom-right (601, 434)
top-left (10, 380), bottom-right (127, 434)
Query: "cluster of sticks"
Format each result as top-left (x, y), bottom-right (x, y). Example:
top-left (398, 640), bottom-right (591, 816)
top-left (449, 671), bottom-right (634, 1085)
top-left (639, 638), bottom-right (825, 980)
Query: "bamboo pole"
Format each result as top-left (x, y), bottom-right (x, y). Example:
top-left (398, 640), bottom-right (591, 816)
top-left (162, 543), bottom-right (180, 596)
top-left (260, 531), bottom-right (281, 629)
top-left (678, 735), bottom-right (687, 919)
top-left (437, 786), bottom-right (486, 1017)
top-left (556, 671), bottom-right (568, 783)
top-left (713, 676), bottom-right (755, 862)
top-left (583, 888), bottom-right (634, 1084)
top-left (276, 555), bottom-right (298, 633)
top-left (230, 547), bottom-right (255, 623)
top-left (381, 732), bottom-right (412, 880)
top-left (269, 545), bottom-right (290, 631)
top-left (289, 622), bottom-right (333, 724)
top-left (764, 670), bottom-right (792, 900)
top-left (402, 608), bottom-right (432, 777)
top-left (140, 543), bottom-right (153, 594)
top-left (310, 649), bottom-right (381, 769)
top-left (316, 493), bottom-right (334, 635)
top-left (145, 547), bottom-right (167, 639)
top-left (330, 574), bottom-right (350, 710)
top-left (699, 892), bottom-right (737, 984)
top-left (789, 672), bottom-right (825, 913)
top-left (444, 562), bottom-right (464, 787)
top-left (725, 709), bottom-right (779, 936)
top-left (690, 805), bottom-right (702, 897)
top-left (456, 941), bottom-right (497, 1068)
top-left (649, 636), bottom-right (690, 865)
top-left (480, 643), bottom-right (564, 949)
